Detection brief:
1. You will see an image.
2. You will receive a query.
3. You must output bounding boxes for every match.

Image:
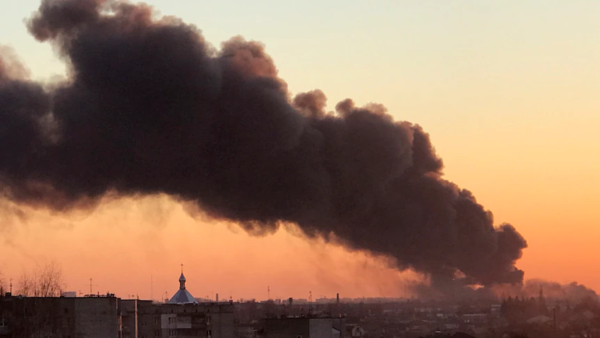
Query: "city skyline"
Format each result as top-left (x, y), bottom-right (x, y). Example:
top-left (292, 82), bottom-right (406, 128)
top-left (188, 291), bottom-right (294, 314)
top-left (1, 0), bottom-right (599, 301)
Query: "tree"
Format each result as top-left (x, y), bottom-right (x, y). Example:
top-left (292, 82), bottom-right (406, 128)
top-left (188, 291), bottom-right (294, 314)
top-left (11, 261), bottom-right (65, 338)
top-left (17, 272), bottom-right (35, 296)
top-left (37, 260), bottom-right (63, 297)
top-left (17, 260), bottom-right (64, 297)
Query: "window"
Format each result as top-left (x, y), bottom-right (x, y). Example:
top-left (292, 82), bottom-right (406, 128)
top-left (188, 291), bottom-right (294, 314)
top-left (206, 330), bottom-right (212, 338)
top-left (169, 330), bottom-right (177, 337)
top-left (155, 330), bottom-right (160, 337)
top-left (206, 316), bottom-right (211, 325)
top-left (154, 317), bottom-right (160, 324)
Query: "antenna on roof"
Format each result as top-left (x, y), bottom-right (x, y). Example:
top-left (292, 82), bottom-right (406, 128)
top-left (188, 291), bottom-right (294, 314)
top-left (181, 264), bottom-right (184, 274)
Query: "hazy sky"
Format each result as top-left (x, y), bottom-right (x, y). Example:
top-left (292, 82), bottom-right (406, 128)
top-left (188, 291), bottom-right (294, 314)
top-left (0, 0), bottom-right (599, 300)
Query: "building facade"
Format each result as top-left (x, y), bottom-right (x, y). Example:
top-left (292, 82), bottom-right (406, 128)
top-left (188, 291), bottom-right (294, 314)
top-left (264, 317), bottom-right (344, 338)
top-left (121, 299), bottom-right (162, 338)
top-left (160, 303), bottom-right (234, 338)
top-left (0, 293), bottom-right (120, 338)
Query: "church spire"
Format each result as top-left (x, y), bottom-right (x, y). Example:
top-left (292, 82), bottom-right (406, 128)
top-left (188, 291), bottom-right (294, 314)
top-left (168, 264), bottom-right (198, 304)
top-left (179, 264), bottom-right (186, 290)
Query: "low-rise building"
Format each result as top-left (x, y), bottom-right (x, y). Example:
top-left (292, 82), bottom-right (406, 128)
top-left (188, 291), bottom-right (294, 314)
top-left (0, 293), bottom-right (120, 338)
top-left (121, 299), bottom-right (162, 338)
top-left (264, 317), bottom-right (344, 338)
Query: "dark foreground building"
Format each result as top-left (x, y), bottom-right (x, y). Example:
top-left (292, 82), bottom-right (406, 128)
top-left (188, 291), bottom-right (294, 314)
top-left (0, 294), bottom-right (120, 338)
top-left (264, 317), bottom-right (344, 338)
top-left (120, 299), bottom-right (234, 338)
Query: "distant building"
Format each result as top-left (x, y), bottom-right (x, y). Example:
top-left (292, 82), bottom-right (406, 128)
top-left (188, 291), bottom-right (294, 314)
top-left (235, 323), bottom-right (259, 338)
top-left (264, 317), bottom-right (344, 338)
top-left (350, 326), bottom-right (365, 338)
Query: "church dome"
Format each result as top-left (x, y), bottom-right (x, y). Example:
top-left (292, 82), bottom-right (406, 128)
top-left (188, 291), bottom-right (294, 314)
top-left (168, 265), bottom-right (198, 304)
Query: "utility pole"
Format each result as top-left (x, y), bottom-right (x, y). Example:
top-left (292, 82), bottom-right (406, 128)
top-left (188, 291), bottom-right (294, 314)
top-left (134, 298), bottom-right (139, 338)
top-left (554, 308), bottom-right (557, 335)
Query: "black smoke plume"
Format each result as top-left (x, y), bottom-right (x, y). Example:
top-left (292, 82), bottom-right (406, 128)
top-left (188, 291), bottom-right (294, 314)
top-left (0, 0), bottom-right (527, 292)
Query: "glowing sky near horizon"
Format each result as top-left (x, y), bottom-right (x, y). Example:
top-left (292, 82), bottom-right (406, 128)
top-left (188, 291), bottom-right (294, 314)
top-left (0, 0), bottom-right (599, 299)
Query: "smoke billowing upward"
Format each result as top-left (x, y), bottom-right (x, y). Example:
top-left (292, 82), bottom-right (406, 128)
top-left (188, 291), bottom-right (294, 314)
top-left (0, 0), bottom-right (528, 293)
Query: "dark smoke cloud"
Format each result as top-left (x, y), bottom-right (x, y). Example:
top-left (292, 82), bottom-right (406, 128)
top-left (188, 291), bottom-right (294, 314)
top-left (0, 0), bottom-right (527, 292)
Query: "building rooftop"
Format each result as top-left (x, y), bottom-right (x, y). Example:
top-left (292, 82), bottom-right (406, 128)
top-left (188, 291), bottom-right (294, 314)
top-left (168, 266), bottom-right (198, 304)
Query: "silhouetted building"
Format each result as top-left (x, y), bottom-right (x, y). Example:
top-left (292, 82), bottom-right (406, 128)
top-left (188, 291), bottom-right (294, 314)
top-left (0, 293), bottom-right (120, 338)
top-left (121, 299), bottom-right (161, 338)
top-left (161, 303), bottom-right (234, 338)
top-left (264, 317), bottom-right (344, 338)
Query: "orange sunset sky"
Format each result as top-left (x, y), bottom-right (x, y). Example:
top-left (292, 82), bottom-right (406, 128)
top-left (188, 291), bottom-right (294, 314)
top-left (0, 0), bottom-right (599, 300)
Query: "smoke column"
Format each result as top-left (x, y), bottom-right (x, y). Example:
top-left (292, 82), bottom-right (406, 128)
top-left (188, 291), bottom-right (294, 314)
top-left (0, 0), bottom-right (527, 293)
